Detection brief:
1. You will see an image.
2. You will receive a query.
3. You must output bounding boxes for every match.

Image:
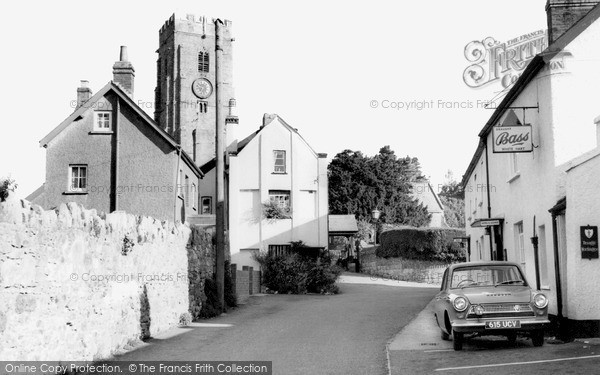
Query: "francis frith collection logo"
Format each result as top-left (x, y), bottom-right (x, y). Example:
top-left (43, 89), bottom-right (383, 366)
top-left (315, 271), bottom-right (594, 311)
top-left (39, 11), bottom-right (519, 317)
top-left (463, 30), bottom-right (548, 90)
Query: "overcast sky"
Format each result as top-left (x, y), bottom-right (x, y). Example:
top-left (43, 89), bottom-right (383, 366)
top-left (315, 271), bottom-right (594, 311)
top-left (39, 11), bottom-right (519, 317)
top-left (1, 0), bottom-right (548, 196)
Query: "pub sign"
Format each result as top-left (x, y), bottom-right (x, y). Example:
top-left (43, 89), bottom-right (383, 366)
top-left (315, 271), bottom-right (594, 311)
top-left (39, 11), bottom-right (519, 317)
top-left (492, 125), bottom-right (533, 153)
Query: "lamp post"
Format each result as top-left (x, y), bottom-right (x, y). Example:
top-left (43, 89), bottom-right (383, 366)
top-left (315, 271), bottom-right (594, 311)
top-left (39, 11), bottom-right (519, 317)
top-left (371, 209), bottom-right (381, 245)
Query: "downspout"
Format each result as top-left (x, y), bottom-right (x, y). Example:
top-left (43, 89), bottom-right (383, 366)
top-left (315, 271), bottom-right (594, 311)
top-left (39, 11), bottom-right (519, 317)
top-left (174, 146), bottom-right (182, 222)
top-left (551, 211), bottom-right (564, 338)
top-left (112, 98), bottom-right (120, 212)
top-left (483, 137), bottom-right (494, 260)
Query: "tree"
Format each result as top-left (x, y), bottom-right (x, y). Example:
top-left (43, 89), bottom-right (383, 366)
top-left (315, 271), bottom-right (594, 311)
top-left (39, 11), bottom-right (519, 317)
top-left (439, 170), bottom-right (465, 228)
top-left (328, 146), bottom-right (431, 227)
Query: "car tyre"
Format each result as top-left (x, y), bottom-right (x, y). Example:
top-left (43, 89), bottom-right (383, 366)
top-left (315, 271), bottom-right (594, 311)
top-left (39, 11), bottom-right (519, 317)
top-left (452, 330), bottom-right (463, 351)
top-left (532, 330), bottom-right (544, 347)
top-left (507, 332), bottom-right (517, 345)
top-left (441, 329), bottom-right (450, 341)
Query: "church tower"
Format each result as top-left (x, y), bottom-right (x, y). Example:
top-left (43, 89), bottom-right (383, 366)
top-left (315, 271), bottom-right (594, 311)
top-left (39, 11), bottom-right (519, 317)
top-left (155, 14), bottom-right (238, 167)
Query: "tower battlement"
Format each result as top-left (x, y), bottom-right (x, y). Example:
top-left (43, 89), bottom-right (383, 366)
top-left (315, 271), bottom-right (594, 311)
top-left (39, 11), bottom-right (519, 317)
top-left (159, 13), bottom-right (233, 39)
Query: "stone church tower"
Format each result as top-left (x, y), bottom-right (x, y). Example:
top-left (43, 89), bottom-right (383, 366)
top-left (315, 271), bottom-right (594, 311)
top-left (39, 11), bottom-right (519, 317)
top-left (155, 14), bottom-right (238, 167)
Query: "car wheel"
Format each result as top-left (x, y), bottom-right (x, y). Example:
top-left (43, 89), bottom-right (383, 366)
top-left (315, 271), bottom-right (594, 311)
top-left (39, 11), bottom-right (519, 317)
top-left (507, 332), bottom-right (517, 345)
top-left (441, 329), bottom-right (450, 341)
top-left (532, 330), bottom-right (544, 347)
top-left (453, 330), bottom-right (463, 351)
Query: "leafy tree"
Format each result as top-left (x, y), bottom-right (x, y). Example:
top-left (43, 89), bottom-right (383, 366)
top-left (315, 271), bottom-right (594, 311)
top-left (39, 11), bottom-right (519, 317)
top-left (328, 146), bottom-right (431, 227)
top-left (438, 170), bottom-right (465, 228)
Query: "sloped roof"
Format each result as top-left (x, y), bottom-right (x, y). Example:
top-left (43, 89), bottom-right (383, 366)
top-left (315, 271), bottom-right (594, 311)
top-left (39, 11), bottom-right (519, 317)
top-left (411, 181), bottom-right (444, 214)
top-left (462, 4), bottom-right (600, 186)
top-left (39, 82), bottom-right (203, 178)
top-left (200, 114), bottom-right (324, 173)
top-left (329, 215), bottom-right (359, 235)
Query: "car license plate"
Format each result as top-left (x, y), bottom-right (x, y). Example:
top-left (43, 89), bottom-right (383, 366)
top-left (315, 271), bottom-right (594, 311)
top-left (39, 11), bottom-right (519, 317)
top-left (485, 320), bottom-right (521, 329)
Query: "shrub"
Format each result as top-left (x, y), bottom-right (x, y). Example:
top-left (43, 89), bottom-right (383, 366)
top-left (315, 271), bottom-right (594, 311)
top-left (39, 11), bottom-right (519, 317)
top-left (199, 261), bottom-right (237, 319)
top-left (0, 177), bottom-right (17, 202)
top-left (262, 199), bottom-right (291, 220)
top-left (178, 312), bottom-right (192, 327)
top-left (254, 248), bottom-right (342, 294)
top-left (376, 227), bottom-right (466, 262)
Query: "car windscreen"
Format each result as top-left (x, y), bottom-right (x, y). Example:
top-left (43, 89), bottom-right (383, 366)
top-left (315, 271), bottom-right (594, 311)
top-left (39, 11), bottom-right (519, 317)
top-left (450, 265), bottom-right (526, 288)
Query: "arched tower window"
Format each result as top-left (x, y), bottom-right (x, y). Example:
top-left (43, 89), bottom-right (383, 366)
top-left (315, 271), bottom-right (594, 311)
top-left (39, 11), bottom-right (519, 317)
top-left (198, 51), bottom-right (209, 73)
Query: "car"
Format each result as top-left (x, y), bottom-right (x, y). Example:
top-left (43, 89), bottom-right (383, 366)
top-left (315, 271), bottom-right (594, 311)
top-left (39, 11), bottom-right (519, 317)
top-left (433, 261), bottom-right (550, 351)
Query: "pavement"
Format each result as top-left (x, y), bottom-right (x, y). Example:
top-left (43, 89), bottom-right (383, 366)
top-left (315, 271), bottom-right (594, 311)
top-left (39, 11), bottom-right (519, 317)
top-left (387, 299), bottom-right (600, 374)
top-left (110, 274), bottom-right (437, 375)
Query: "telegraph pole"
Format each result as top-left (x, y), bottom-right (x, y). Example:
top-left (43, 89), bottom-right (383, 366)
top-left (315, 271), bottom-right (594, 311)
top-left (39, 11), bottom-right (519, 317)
top-left (214, 18), bottom-right (225, 312)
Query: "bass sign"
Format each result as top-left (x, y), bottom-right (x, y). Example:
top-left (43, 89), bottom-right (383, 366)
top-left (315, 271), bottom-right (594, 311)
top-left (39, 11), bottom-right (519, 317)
top-left (492, 125), bottom-right (533, 153)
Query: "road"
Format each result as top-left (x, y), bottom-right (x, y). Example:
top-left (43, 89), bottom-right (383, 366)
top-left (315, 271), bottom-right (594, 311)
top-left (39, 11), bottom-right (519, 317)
top-left (112, 276), bottom-right (437, 375)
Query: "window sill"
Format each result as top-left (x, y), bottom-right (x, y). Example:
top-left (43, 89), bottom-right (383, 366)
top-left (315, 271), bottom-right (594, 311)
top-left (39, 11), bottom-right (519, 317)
top-left (507, 172), bottom-right (521, 183)
top-left (89, 130), bottom-right (114, 135)
top-left (541, 285), bottom-right (551, 291)
top-left (63, 191), bottom-right (88, 195)
top-left (272, 172), bottom-right (288, 175)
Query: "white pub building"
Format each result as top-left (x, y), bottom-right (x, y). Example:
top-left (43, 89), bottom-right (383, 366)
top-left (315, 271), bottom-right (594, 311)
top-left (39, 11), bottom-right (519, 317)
top-left (463, 1), bottom-right (600, 338)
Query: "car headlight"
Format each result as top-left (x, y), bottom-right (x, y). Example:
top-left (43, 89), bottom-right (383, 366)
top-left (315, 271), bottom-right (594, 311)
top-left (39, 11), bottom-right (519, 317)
top-left (533, 293), bottom-right (548, 309)
top-left (453, 296), bottom-right (468, 312)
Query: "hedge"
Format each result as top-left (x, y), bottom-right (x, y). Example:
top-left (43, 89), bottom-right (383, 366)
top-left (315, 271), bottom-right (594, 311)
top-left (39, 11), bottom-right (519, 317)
top-left (376, 226), bottom-right (466, 262)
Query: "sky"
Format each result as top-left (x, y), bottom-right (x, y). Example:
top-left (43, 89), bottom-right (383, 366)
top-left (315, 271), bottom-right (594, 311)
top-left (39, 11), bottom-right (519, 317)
top-left (0, 0), bottom-right (548, 196)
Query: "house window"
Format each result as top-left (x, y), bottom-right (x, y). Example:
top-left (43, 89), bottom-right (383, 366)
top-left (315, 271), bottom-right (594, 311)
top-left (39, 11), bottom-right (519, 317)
top-left (268, 244), bottom-right (291, 257)
top-left (192, 183), bottom-right (197, 210)
top-left (198, 51), bottom-right (209, 73)
top-left (515, 222), bottom-right (525, 264)
top-left (201, 196), bottom-right (212, 214)
top-left (273, 150), bottom-right (286, 173)
top-left (95, 112), bottom-right (111, 131)
top-left (69, 165), bottom-right (87, 192)
top-left (184, 175), bottom-right (189, 205)
top-left (269, 190), bottom-right (290, 210)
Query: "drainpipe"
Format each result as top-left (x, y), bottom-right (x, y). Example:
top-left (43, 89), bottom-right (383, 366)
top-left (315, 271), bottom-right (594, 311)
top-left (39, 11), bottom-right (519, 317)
top-left (483, 137), bottom-right (494, 260)
top-left (174, 146), bottom-right (182, 222)
top-left (112, 98), bottom-right (120, 212)
top-left (551, 211), bottom-right (564, 339)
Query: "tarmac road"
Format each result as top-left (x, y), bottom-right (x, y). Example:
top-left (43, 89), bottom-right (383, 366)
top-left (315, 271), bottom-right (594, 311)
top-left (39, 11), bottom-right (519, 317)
top-left (112, 275), bottom-right (437, 375)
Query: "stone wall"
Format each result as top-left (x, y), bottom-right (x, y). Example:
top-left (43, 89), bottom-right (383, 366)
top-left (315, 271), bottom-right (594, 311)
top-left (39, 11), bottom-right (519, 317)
top-left (360, 246), bottom-right (449, 286)
top-left (0, 193), bottom-right (215, 361)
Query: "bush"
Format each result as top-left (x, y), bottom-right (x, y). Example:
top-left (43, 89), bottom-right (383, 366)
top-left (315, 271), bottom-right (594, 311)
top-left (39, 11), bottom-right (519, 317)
top-left (376, 227), bottom-right (466, 262)
top-left (0, 177), bottom-right (17, 202)
top-left (199, 260), bottom-right (237, 319)
top-left (254, 249), bottom-right (342, 294)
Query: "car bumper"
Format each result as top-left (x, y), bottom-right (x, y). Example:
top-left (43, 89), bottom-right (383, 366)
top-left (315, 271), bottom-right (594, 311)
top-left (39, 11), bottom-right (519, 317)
top-left (451, 318), bottom-right (550, 333)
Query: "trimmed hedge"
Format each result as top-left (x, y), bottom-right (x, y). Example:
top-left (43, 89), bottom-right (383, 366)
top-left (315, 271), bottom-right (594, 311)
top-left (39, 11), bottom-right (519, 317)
top-left (376, 226), bottom-right (466, 262)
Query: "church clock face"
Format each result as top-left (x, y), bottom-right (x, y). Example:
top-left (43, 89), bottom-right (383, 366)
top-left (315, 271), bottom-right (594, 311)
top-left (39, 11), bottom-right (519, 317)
top-left (192, 78), bottom-right (213, 99)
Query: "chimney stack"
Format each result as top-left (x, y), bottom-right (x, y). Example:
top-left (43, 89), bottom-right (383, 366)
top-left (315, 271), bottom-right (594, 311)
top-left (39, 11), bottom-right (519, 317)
top-left (112, 46), bottom-right (135, 97)
top-left (262, 113), bottom-right (277, 127)
top-left (76, 80), bottom-right (92, 109)
top-left (546, 0), bottom-right (599, 44)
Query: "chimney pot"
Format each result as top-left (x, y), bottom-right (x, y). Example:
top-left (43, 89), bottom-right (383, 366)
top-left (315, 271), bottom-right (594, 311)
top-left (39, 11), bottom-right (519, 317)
top-left (119, 46), bottom-right (128, 62)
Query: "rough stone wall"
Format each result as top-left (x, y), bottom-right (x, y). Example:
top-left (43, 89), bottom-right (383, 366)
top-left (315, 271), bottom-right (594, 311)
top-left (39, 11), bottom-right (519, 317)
top-left (187, 225), bottom-right (216, 319)
top-left (360, 246), bottom-right (449, 286)
top-left (0, 193), bottom-right (214, 361)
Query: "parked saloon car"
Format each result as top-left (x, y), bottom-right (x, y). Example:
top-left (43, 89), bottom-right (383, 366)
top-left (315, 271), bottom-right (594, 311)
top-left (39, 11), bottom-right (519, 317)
top-left (434, 261), bottom-right (550, 351)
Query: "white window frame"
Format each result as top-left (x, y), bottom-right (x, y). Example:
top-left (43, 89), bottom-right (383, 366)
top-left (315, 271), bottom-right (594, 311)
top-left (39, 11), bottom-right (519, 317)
top-left (69, 165), bottom-right (87, 192)
top-left (273, 150), bottom-right (286, 174)
top-left (269, 190), bottom-right (291, 210)
top-left (515, 222), bottom-right (525, 265)
top-left (192, 183), bottom-right (197, 211)
top-left (94, 112), bottom-right (112, 132)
